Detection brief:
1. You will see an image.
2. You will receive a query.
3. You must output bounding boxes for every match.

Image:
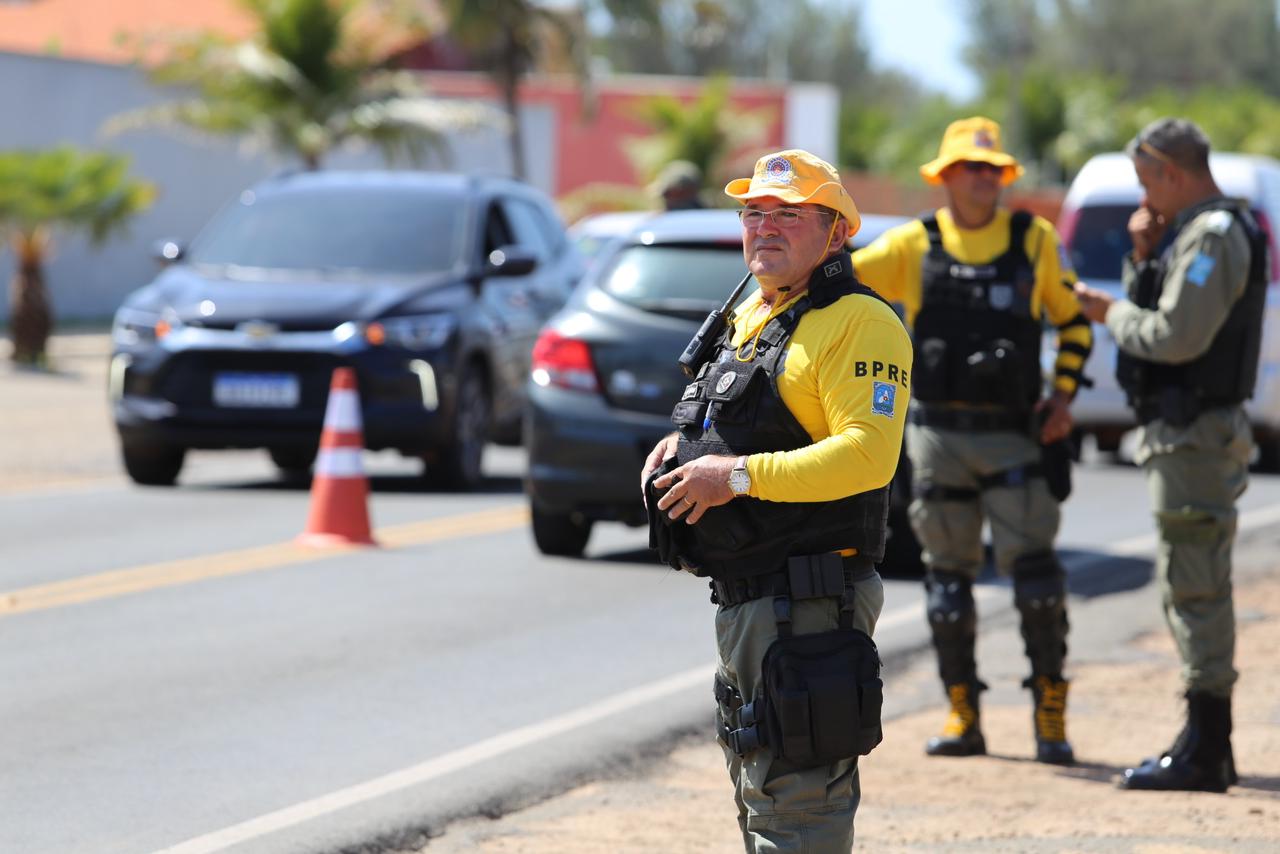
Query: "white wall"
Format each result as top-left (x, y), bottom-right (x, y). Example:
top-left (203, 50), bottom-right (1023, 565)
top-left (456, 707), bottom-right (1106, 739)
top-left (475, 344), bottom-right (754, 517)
top-left (783, 82), bottom-right (839, 165)
top-left (0, 52), bottom-right (555, 322)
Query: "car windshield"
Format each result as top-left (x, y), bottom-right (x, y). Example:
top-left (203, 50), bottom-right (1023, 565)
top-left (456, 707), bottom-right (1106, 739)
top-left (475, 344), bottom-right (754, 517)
top-left (187, 188), bottom-right (465, 275)
top-left (599, 243), bottom-right (746, 318)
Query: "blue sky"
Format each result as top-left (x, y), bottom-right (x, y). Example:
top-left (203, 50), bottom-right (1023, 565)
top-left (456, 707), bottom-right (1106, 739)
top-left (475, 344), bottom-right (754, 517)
top-left (861, 0), bottom-right (979, 101)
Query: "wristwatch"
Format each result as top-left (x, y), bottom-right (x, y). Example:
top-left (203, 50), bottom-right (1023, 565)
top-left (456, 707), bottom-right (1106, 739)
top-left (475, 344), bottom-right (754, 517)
top-left (728, 455), bottom-right (751, 497)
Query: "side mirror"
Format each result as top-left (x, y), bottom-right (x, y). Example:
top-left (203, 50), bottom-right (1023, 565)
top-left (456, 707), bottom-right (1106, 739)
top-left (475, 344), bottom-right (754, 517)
top-left (152, 239), bottom-right (185, 265)
top-left (486, 245), bottom-right (538, 277)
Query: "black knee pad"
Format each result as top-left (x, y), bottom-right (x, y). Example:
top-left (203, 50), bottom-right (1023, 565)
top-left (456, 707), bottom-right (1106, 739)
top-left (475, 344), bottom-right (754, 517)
top-left (1012, 551), bottom-right (1068, 677)
top-left (926, 571), bottom-right (977, 636)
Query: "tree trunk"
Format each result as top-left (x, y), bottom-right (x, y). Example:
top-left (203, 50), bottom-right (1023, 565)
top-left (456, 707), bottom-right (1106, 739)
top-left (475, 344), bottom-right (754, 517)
top-left (9, 256), bottom-right (53, 365)
top-left (502, 29), bottom-right (526, 181)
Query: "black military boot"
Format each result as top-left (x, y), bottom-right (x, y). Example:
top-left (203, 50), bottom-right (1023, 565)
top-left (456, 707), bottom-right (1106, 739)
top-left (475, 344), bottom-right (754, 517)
top-left (925, 681), bottom-right (987, 757)
top-left (1120, 692), bottom-right (1232, 792)
top-left (1027, 675), bottom-right (1075, 765)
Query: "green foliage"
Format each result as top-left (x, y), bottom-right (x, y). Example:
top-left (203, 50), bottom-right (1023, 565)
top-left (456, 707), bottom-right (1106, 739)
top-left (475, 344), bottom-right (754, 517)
top-left (0, 147), bottom-right (155, 246)
top-left (623, 76), bottom-right (773, 189)
top-left (107, 0), bottom-right (498, 169)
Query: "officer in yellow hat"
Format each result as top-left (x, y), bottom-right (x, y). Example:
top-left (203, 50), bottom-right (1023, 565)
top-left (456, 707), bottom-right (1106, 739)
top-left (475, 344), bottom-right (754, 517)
top-left (642, 149), bottom-right (911, 850)
top-left (853, 117), bottom-right (1093, 764)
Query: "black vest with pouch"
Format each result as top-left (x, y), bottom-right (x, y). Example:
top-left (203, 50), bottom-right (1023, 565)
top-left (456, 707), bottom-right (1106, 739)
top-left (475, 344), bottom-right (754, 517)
top-left (671, 253), bottom-right (892, 582)
top-left (1116, 198), bottom-right (1268, 425)
top-left (911, 210), bottom-right (1043, 411)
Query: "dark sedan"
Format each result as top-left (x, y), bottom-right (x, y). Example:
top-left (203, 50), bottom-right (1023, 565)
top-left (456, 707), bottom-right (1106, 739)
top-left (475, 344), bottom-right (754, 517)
top-left (525, 208), bottom-right (916, 563)
top-left (111, 170), bottom-right (580, 488)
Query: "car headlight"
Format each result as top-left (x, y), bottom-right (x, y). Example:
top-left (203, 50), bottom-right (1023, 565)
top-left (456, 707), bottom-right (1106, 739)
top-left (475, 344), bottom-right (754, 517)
top-left (112, 307), bottom-right (177, 346)
top-left (366, 314), bottom-right (456, 350)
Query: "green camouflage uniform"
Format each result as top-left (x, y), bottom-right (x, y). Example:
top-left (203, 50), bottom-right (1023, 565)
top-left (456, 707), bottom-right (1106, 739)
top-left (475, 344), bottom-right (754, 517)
top-left (1108, 197), bottom-right (1256, 698)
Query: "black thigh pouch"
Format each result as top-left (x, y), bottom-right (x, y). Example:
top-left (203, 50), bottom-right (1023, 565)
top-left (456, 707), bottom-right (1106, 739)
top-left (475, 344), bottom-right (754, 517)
top-left (757, 628), bottom-right (884, 766)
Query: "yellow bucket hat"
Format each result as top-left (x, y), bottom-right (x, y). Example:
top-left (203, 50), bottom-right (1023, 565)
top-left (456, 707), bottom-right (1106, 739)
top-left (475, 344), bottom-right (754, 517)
top-left (919, 116), bottom-right (1024, 186)
top-left (725, 149), bottom-right (861, 237)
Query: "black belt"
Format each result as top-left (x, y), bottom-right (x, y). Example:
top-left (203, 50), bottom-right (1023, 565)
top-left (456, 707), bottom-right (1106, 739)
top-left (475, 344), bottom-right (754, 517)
top-left (710, 554), bottom-right (875, 608)
top-left (911, 404), bottom-right (1029, 433)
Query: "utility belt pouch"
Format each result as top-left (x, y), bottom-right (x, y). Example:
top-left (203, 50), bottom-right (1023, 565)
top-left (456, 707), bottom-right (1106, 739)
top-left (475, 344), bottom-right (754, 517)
top-left (1157, 386), bottom-right (1200, 428)
top-left (645, 456), bottom-right (702, 574)
top-left (754, 610), bottom-right (884, 766)
top-left (1040, 437), bottom-right (1073, 502)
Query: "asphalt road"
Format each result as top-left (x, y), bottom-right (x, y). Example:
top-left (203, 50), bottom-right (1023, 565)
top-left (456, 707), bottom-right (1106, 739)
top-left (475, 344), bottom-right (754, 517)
top-left (5, 428), bottom-right (1280, 853)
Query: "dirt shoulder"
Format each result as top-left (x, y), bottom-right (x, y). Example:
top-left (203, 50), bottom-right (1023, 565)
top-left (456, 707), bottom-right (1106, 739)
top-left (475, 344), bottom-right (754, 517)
top-left (424, 561), bottom-right (1280, 853)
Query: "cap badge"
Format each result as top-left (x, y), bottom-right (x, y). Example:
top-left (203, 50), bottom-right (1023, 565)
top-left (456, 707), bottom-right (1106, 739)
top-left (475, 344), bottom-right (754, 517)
top-left (763, 157), bottom-right (794, 185)
top-left (973, 130), bottom-right (994, 149)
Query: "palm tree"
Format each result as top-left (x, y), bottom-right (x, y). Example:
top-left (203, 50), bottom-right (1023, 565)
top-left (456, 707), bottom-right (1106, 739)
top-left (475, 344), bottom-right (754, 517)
top-left (0, 148), bottom-right (155, 365)
top-left (625, 75), bottom-right (773, 190)
top-left (439, 0), bottom-right (594, 180)
top-left (107, 0), bottom-right (499, 170)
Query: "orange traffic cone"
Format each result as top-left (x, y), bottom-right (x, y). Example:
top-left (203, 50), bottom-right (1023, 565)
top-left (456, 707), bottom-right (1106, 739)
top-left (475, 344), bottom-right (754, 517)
top-left (296, 367), bottom-right (378, 548)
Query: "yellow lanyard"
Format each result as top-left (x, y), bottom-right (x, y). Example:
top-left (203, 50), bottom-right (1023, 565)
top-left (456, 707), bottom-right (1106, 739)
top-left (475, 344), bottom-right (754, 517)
top-left (735, 293), bottom-right (802, 362)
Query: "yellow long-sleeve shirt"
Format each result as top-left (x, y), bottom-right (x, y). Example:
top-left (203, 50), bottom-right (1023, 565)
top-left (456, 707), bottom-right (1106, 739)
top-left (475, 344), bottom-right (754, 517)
top-left (733, 279), bottom-right (913, 503)
top-left (851, 208), bottom-right (1093, 397)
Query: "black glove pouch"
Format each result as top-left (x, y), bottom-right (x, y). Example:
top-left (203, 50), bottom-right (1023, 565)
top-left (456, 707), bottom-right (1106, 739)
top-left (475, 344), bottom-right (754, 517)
top-left (755, 627), bottom-right (884, 766)
top-left (645, 456), bottom-right (701, 573)
top-left (1040, 436), bottom-right (1074, 502)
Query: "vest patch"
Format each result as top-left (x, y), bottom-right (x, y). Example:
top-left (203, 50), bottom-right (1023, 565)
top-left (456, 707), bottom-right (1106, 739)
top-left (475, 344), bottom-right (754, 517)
top-left (1186, 253), bottom-right (1216, 287)
top-left (872, 381), bottom-right (896, 417)
top-left (1204, 210), bottom-right (1233, 235)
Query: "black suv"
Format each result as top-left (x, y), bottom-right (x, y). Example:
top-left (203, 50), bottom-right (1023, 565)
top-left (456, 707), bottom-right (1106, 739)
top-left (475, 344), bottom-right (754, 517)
top-left (110, 170), bottom-right (580, 488)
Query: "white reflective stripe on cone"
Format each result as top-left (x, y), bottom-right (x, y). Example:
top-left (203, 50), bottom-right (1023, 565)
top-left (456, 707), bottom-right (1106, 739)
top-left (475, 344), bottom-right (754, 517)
top-left (322, 389), bottom-right (363, 432)
top-left (314, 447), bottom-right (366, 478)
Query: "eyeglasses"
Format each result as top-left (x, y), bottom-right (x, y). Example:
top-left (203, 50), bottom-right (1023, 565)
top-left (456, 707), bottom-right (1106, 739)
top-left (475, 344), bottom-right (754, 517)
top-left (959, 160), bottom-right (1004, 175)
top-left (738, 207), bottom-right (826, 228)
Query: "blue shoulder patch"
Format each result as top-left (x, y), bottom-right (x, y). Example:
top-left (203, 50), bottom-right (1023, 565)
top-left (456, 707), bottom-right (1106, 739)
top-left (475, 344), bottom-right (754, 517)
top-left (1186, 252), bottom-right (1216, 287)
top-left (871, 381), bottom-right (896, 417)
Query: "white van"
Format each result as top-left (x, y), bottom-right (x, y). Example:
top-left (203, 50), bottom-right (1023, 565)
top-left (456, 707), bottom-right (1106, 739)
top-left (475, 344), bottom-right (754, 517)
top-left (1058, 152), bottom-right (1280, 468)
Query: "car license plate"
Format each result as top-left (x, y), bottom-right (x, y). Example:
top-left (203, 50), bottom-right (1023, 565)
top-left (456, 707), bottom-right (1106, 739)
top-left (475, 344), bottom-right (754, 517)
top-left (213, 372), bottom-right (300, 408)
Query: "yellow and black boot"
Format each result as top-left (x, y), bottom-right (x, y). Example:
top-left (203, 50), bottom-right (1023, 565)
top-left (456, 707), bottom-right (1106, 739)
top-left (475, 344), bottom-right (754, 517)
top-left (1029, 675), bottom-right (1075, 765)
top-left (925, 681), bottom-right (987, 756)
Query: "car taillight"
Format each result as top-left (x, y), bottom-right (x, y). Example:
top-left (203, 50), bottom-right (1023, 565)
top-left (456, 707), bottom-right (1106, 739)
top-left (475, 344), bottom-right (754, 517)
top-left (531, 329), bottom-right (600, 393)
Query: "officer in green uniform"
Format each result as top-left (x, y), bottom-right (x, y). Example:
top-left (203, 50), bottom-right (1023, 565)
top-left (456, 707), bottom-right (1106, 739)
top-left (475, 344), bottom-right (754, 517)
top-left (853, 117), bottom-right (1093, 765)
top-left (1075, 118), bottom-right (1267, 793)
top-left (642, 150), bottom-right (911, 852)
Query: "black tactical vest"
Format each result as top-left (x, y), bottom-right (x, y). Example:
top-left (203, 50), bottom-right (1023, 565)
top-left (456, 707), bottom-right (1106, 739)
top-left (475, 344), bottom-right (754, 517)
top-left (911, 211), bottom-right (1043, 411)
top-left (670, 253), bottom-right (893, 582)
top-left (1116, 198), bottom-right (1268, 425)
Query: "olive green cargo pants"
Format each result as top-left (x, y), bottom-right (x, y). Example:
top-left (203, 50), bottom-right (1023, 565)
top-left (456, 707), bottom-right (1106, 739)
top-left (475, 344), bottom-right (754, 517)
top-left (714, 572), bottom-right (884, 853)
top-left (905, 424), bottom-right (1060, 576)
top-left (1135, 406), bottom-right (1252, 698)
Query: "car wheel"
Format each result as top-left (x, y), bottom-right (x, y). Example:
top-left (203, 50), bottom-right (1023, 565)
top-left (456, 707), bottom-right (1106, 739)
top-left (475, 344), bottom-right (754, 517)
top-left (531, 505), bottom-right (593, 557)
top-left (121, 441), bottom-right (185, 486)
top-left (269, 447), bottom-right (316, 480)
top-left (422, 364), bottom-right (490, 491)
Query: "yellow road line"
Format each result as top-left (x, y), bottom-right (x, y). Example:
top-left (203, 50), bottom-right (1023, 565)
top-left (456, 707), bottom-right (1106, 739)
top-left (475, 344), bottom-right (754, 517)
top-left (0, 504), bottom-right (528, 617)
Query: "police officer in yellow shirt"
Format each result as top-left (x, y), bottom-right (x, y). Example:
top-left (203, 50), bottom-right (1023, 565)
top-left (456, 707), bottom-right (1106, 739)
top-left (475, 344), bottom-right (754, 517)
top-left (642, 150), bottom-right (911, 851)
top-left (853, 117), bottom-right (1093, 765)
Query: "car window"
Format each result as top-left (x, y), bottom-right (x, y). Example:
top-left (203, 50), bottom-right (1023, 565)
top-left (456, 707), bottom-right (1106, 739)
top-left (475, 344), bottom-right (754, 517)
top-left (1069, 204), bottom-right (1140, 280)
top-left (188, 188), bottom-right (465, 275)
top-left (501, 198), bottom-right (554, 261)
top-left (598, 244), bottom-right (746, 317)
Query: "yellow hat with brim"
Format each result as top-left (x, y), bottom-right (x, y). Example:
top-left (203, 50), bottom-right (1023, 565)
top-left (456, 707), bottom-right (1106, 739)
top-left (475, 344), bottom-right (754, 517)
top-left (725, 149), bottom-right (861, 237)
top-left (919, 116), bottom-right (1024, 187)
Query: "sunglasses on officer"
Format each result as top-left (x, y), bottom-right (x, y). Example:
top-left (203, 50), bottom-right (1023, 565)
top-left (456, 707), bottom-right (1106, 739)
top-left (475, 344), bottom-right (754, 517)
top-left (738, 206), bottom-right (832, 228)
